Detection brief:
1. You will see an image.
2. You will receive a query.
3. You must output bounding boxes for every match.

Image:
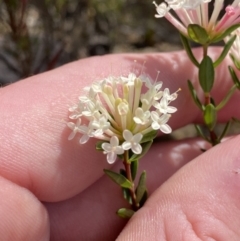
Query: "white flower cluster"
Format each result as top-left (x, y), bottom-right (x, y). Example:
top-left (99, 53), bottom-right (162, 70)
top-left (153, 0), bottom-right (240, 37)
top-left (67, 73), bottom-right (178, 164)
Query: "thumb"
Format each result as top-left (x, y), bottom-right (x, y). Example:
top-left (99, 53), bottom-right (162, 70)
top-left (116, 135), bottom-right (240, 240)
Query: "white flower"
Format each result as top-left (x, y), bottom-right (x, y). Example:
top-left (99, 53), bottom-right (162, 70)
top-left (153, 0), bottom-right (240, 39)
top-left (151, 112), bottom-right (172, 133)
top-left (67, 71), bottom-right (178, 163)
top-left (153, 2), bottom-right (170, 18)
top-left (67, 119), bottom-right (81, 140)
top-left (154, 97), bottom-right (177, 114)
top-left (68, 103), bottom-right (86, 119)
top-left (120, 73), bottom-right (136, 85)
top-left (122, 130), bottom-right (143, 154)
top-left (133, 108), bottom-right (151, 125)
top-left (102, 136), bottom-right (124, 164)
top-left (92, 116), bottom-right (110, 136)
top-left (78, 123), bottom-right (95, 144)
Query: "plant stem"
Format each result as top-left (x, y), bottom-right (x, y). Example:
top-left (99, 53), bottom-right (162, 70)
top-left (202, 45), bottom-right (219, 146)
top-left (123, 151), bottom-right (139, 211)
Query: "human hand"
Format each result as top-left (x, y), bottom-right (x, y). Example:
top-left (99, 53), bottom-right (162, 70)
top-left (1, 48), bottom-right (240, 241)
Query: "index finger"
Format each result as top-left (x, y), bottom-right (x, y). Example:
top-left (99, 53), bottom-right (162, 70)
top-left (0, 48), bottom-right (239, 202)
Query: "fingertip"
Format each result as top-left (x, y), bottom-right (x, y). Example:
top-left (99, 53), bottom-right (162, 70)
top-left (0, 176), bottom-right (50, 241)
top-left (117, 135), bottom-right (240, 240)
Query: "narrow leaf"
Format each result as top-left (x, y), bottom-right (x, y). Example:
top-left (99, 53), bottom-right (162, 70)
top-left (131, 160), bottom-right (138, 181)
top-left (199, 56), bottom-right (215, 93)
top-left (203, 104), bottom-right (217, 130)
top-left (104, 169), bottom-right (133, 189)
top-left (129, 140), bottom-right (153, 162)
top-left (140, 130), bottom-right (158, 143)
top-left (214, 35), bottom-right (236, 68)
top-left (232, 117), bottom-right (240, 123)
top-left (122, 187), bottom-right (132, 204)
top-left (218, 121), bottom-right (231, 142)
top-left (117, 208), bottom-right (135, 219)
top-left (139, 190), bottom-right (148, 207)
top-left (96, 141), bottom-right (105, 151)
top-left (187, 24), bottom-right (209, 44)
top-left (216, 85), bottom-right (237, 110)
top-left (228, 66), bottom-right (240, 88)
top-left (212, 24), bottom-right (240, 43)
top-left (187, 80), bottom-right (203, 110)
top-left (194, 124), bottom-right (210, 142)
top-left (136, 171), bottom-right (147, 204)
top-left (180, 33), bottom-right (199, 67)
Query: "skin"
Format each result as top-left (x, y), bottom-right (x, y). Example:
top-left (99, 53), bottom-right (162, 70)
top-left (1, 48), bottom-right (240, 240)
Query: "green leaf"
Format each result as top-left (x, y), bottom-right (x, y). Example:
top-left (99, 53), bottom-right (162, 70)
top-left (96, 141), bottom-right (105, 151)
top-left (104, 169), bottom-right (133, 189)
top-left (199, 56), bottom-right (215, 93)
top-left (187, 80), bottom-right (203, 110)
top-left (131, 160), bottom-right (138, 181)
top-left (214, 35), bottom-right (236, 68)
top-left (139, 190), bottom-right (148, 207)
top-left (136, 171), bottom-right (147, 204)
top-left (129, 140), bottom-right (153, 162)
top-left (194, 124), bottom-right (210, 142)
top-left (212, 24), bottom-right (240, 43)
top-left (187, 24), bottom-right (209, 44)
top-left (216, 85), bottom-right (237, 110)
top-left (232, 117), bottom-right (240, 124)
top-left (140, 130), bottom-right (158, 143)
top-left (218, 121), bottom-right (231, 142)
top-left (180, 33), bottom-right (199, 67)
top-left (117, 208), bottom-right (135, 219)
top-left (203, 104), bottom-right (217, 130)
top-left (229, 66), bottom-right (240, 88)
top-left (122, 187), bottom-right (132, 204)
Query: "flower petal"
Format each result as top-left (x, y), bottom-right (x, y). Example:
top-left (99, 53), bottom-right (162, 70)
top-left (133, 133), bottom-right (143, 143)
top-left (110, 136), bottom-right (119, 147)
top-left (123, 130), bottom-right (132, 141)
top-left (80, 134), bottom-right (89, 144)
top-left (160, 124), bottom-right (172, 134)
top-left (132, 143), bottom-right (142, 154)
top-left (122, 141), bottom-right (132, 150)
top-left (107, 152), bottom-right (117, 164)
top-left (102, 143), bottom-right (112, 152)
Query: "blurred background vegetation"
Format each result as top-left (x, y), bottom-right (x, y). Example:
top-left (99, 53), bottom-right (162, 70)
top-left (0, 0), bottom-right (184, 85)
top-left (0, 0), bottom-right (233, 85)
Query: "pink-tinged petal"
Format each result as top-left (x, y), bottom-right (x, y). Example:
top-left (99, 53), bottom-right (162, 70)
top-left (67, 122), bottom-right (75, 130)
top-left (102, 143), bottom-right (112, 152)
top-left (80, 134), bottom-right (89, 144)
top-left (159, 114), bottom-right (170, 124)
top-left (133, 133), bottom-right (143, 143)
top-left (68, 131), bottom-right (76, 140)
top-left (122, 141), bottom-right (132, 150)
top-left (151, 111), bottom-right (159, 122)
top-left (160, 124), bottom-right (172, 134)
top-left (123, 130), bottom-right (132, 141)
top-left (167, 106), bottom-right (177, 113)
top-left (110, 136), bottom-right (119, 147)
top-left (132, 143), bottom-right (142, 154)
top-left (107, 152), bottom-right (117, 164)
top-left (78, 125), bottom-right (88, 134)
